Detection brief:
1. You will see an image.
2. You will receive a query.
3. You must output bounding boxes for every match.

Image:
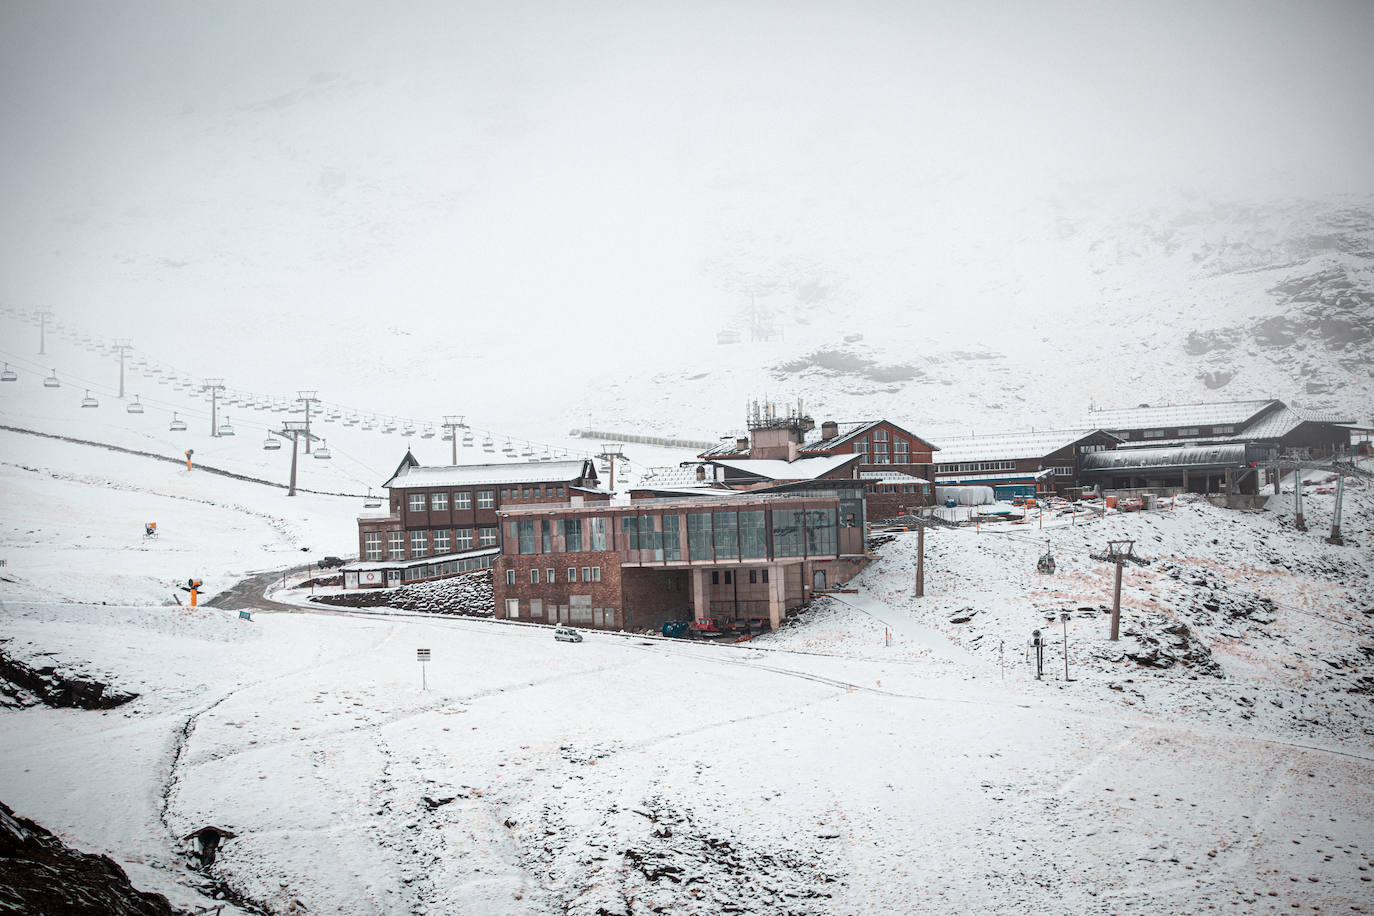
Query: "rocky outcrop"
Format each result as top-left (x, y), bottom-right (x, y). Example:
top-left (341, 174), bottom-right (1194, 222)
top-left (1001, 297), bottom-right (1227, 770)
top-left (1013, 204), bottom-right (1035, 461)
top-left (0, 801), bottom-right (183, 915)
top-left (0, 647), bottom-right (137, 710)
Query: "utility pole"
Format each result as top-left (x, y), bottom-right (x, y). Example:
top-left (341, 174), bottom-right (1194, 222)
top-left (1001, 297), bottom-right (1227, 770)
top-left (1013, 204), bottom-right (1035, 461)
top-left (915, 523), bottom-right (925, 597)
top-left (1293, 466), bottom-right (1306, 531)
top-left (1328, 473), bottom-right (1345, 545)
top-left (35, 309), bottom-right (52, 354)
top-left (202, 379), bottom-right (225, 436)
top-left (1060, 610), bottom-right (1072, 681)
top-left (296, 390), bottom-right (320, 454)
top-left (597, 444), bottom-right (625, 492)
top-left (443, 415), bottom-right (466, 465)
top-left (114, 339), bottom-right (132, 398)
top-left (1104, 539), bottom-right (1135, 641)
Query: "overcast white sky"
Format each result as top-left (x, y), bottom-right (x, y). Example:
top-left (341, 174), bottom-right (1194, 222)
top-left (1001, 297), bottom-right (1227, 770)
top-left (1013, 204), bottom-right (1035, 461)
top-left (1, 0), bottom-right (1371, 392)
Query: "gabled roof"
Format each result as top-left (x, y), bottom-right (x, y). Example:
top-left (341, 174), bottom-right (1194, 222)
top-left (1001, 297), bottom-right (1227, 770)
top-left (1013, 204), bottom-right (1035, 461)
top-left (929, 429), bottom-right (1120, 465)
top-left (800, 419), bottom-right (939, 454)
top-left (384, 458), bottom-right (595, 489)
top-left (708, 453), bottom-right (862, 482)
top-left (699, 438), bottom-right (751, 458)
top-left (1084, 399), bottom-right (1280, 431)
top-left (1113, 405), bottom-right (1358, 448)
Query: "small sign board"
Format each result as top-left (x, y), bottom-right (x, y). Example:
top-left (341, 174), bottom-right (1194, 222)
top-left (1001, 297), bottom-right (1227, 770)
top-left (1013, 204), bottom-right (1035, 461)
top-left (417, 648), bottom-right (431, 662)
top-left (238, 610), bottom-right (252, 621)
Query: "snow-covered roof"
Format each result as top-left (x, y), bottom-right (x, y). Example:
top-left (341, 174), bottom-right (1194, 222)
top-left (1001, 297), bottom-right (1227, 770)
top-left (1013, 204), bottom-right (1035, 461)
top-left (1081, 444), bottom-right (1250, 472)
top-left (709, 454), bottom-right (861, 481)
top-left (1113, 405), bottom-right (1358, 448)
top-left (801, 419), bottom-right (939, 454)
top-left (384, 458), bottom-right (593, 489)
top-left (929, 429), bottom-right (1117, 464)
top-left (859, 469), bottom-right (927, 482)
top-left (357, 505), bottom-right (395, 520)
top-left (1085, 399), bottom-right (1279, 431)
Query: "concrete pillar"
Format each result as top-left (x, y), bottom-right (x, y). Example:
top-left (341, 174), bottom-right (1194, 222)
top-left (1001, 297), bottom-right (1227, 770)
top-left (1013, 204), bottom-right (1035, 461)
top-left (691, 568), bottom-right (709, 621)
top-left (1225, 467), bottom-right (1234, 497)
top-left (767, 563), bottom-right (786, 630)
top-left (1181, 468), bottom-right (1189, 493)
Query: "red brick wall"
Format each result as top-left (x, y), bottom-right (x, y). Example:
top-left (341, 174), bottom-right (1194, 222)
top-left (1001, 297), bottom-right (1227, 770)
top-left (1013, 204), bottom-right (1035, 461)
top-left (493, 552), bottom-right (622, 627)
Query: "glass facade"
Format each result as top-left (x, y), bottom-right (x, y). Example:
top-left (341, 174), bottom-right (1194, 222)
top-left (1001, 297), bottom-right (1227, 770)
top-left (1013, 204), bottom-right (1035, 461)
top-left (687, 513), bottom-right (712, 561)
top-left (773, 509), bottom-right (805, 557)
top-left (739, 510), bottom-right (767, 558)
top-left (517, 520), bottom-right (536, 554)
top-left (804, 508), bottom-right (837, 556)
top-left (661, 514), bottom-right (681, 561)
top-left (590, 517), bottom-right (606, 550)
top-left (564, 517), bottom-right (583, 552)
top-left (712, 511), bottom-right (738, 560)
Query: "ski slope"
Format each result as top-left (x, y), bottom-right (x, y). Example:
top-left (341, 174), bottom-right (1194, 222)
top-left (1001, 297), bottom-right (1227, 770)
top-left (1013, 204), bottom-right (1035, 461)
top-left (2, 414), bottom-right (1373, 914)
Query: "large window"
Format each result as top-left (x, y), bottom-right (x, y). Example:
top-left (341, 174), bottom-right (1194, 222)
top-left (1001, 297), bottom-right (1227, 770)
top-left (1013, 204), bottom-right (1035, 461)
top-left (638, 515), bottom-right (662, 560)
top-left (804, 508), bottom-right (837, 556)
top-left (739, 510), bottom-right (767, 559)
top-left (479, 526), bottom-right (497, 547)
top-left (455, 527), bottom-right (473, 549)
top-left (590, 517), bottom-right (606, 551)
top-left (388, 531), bottom-right (405, 560)
top-left (563, 517), bottom-right (583, 552)
top-left (620, 515), bottom-right (637, 549)
top-left (364, 532), bottom-right (382, 561)
top-left (687, 512), bottom-right (712, 561)
top-left (542, 519), bottom-right (553, 553)
top-left (477, 490), bottom-right (494, 509)
top-left (773, 509), bottom-right (805, 557)
top-left (517, 519), bottom-right (536, 554)
top-left (411, 530), bottom-right (428, 557)
top-left (408, 493), bottom-right (426, 512)
top-left (433, 529), bottom-right (450, 553)
top-left (430, 492), bottom-right (449, 511)
top-left (661, 514), bottom-right (681, 561)
top-left (531, 568), bottom-right (540, 584)
top-left (455, 491), bottom-right (471, 510)
top-left (894, 439), bottom-right (909, 460)
top-left (712, 511), bottom-right (738, 560)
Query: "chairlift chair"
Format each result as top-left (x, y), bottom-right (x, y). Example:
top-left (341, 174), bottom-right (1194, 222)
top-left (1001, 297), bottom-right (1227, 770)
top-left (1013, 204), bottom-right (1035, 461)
top-left (1, 363), bottom-right (17, 382)
top-left (382, 418), bottom-right (398, 434)
top-left (502, 439), bottom-right (517, 457)
top-left (314, 439), bottom-right (332, 460)
top-left (361, 416), bottom-right (376, 430)
top-left (462, 432), bottom-right (474, 447)
top-left (421, 424), bottom-right (435, 439)
top-left (1036, 543), bottom-right (1056, 575)
top-left (481, 436), bottom-right (495, 453)
top-left (169, 412), bottom-right (187, 432)
top-left (263, 434), bottom-right (281, 451)
top-left (126, 396), bottom-right (144, 414)
top-left (520, 443), bottom-right (535, 457)
top-left (218, 416), bottom-right (236, 436)
top-left (441, 429), bottom-right (453, 441)
top-left (402, 422), bottom-right (417, 436)
top-left (344, 413), bottom-right (359, 426)
top-left (81, 390), bottom-right (98, 408)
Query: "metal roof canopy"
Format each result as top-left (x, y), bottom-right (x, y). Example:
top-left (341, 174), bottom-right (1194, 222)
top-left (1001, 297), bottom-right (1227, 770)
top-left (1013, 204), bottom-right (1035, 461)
top-left (1081, 443), bottom-right (1254, 473)
top-left (384, 458), bottom-right (594, 489)
top-left (928, 428), bottom-right (1118, 464)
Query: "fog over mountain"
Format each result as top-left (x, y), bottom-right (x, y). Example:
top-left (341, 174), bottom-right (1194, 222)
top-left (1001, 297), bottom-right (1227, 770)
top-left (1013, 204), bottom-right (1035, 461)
top-left (2, 1), bottom-right (1371, 433)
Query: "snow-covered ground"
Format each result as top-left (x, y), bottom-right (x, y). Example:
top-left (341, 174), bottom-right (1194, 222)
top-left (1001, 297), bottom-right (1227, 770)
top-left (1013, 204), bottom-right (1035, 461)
top-left (3, 416), bottom-right (1373, 913)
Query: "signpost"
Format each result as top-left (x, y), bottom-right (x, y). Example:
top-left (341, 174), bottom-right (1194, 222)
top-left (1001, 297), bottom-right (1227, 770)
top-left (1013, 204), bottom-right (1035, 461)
top-left (417, 648), bottom-right (431, 690)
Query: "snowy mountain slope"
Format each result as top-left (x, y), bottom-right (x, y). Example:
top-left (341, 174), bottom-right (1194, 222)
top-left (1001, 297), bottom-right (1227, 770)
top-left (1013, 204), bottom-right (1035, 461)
top-left (3, 407), bottom-right (1373, 914)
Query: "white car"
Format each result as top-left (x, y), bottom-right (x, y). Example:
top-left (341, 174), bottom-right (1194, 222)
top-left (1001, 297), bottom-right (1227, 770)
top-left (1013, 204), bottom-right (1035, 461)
top-left (553, 626), bottom-right (583, 643)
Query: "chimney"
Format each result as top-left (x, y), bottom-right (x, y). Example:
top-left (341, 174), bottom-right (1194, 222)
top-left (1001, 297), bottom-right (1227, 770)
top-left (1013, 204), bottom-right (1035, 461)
top-left (695, 465), bottom-right (706, 482)
top-left (821, 420), bottom-right (839, 440)
top-left (736, 436), bottom-right (749, 451)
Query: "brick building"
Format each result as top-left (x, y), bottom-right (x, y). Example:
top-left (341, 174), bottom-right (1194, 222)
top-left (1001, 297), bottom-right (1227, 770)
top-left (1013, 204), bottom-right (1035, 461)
top-left (697, 410), bottom-right (938, 516)
top-left (341, 452), bottom-right (606, 589)
top-left (929, 428), bottom-right (1121, 498)
top-left (493, 491), bottom-right (869, 632)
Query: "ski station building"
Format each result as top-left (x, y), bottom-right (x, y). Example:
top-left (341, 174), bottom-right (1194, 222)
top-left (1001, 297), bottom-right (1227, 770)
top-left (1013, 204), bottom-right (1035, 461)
top-left (927, 428), bottom-right (1122, 499)
top-left (341, 453), bottom-right (608, 589)
top-left (1078, 399), bottom-right (1361, 493)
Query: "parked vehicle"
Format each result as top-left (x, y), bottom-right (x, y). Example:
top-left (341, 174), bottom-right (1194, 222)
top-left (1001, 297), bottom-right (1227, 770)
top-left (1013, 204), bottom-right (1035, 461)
top-left (317, 556), bottom-right (346, 569)
top-left (553, 626), bottom-right (583, 643)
